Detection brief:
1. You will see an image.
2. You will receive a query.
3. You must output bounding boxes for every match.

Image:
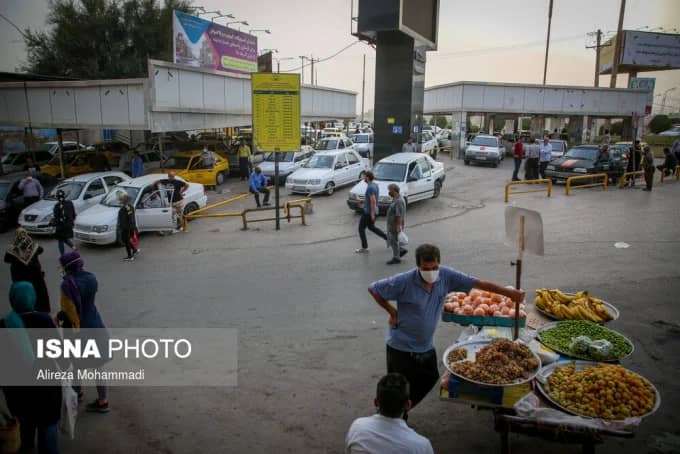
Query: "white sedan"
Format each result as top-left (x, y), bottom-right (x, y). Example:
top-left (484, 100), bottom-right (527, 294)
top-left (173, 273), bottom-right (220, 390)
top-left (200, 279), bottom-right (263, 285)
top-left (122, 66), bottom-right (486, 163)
top-left (464, 134), bottom-right (505, 167)
top-left (286, 150), bottom-right (368, 195)
top-left (258, 147), bottom-right (315, 184)
top-left (347, 153), bottom-right (445, 214)
top-left (73, 174), bottom-right (207, 245)
top-left (19, 171), bottom-right (130, 235)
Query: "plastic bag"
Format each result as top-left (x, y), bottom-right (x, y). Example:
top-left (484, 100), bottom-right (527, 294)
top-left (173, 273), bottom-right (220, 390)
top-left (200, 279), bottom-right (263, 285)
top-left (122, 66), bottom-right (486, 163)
top-left (569, 336), bottom-right (593, 355)
top-left (398, 231), bottom-right (408, 247)
top-left (588, 339), bottom-right (613, 360)
top-left (60, 372), bottom-right (78, 440)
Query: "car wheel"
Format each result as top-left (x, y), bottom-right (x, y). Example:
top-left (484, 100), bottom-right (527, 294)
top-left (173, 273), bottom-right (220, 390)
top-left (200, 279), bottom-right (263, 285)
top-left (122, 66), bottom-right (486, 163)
top-left (433, 180), bottom-right (442, 198)
top-left (492, 161), bottom-right (498, 168)
top-left (183, 202), bottom-right (199, 221)
top-left (324, 182), bottom-right (335, 196)
top-left (216, 171), bottom-right (225, 186)
top-left (464, 160), bottom-right (470, 166)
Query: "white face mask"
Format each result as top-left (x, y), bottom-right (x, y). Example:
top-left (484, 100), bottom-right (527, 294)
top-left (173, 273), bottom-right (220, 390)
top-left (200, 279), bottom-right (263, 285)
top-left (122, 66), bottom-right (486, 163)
top-left (419, 269), bottom-right (439, 284)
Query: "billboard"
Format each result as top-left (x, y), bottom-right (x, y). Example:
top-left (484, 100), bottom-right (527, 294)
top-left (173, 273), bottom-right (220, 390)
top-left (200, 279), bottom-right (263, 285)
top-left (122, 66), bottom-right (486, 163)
top-left (599, 31), bottom-right (680, 74)
top-left (173, 10), bottom-right (258, 75)
top-left (629, 77), bottom-right (655, 115)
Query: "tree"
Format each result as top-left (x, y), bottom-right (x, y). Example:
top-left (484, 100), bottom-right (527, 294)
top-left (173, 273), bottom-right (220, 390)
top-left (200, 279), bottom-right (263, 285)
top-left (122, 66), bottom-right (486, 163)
top-left (649, 114), bottom-right (672, 134)
top-left (521, 118), bottom-right (531, 130)
top-left (23, 0), bottom-right (191, 79)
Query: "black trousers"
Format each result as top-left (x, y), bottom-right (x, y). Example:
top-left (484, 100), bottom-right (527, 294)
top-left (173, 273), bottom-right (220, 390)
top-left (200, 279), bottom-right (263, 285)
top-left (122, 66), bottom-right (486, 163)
top-left (525, 158), bottom-right (539, 180)
top-left (121, 228), bottom-right (135, 258)
top-left (386, 344), bottom-right (439, 409)
top-left (251, 187), bottom-right (269, 206)
top-left (24, 196), bottom-right (39, 208)
top-left (358, 213), bottom-right (386, 249)
top-left (539, 161), bottom-right (550, 179)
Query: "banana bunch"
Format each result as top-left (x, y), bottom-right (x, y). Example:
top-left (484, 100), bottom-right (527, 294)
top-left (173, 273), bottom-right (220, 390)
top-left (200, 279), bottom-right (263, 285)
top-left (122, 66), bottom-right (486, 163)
top-left (534, 288), bottom-right (613, 322)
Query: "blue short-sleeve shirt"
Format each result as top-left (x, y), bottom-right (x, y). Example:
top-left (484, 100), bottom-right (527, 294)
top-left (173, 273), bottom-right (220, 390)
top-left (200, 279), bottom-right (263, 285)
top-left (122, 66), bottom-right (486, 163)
top-left (364, 182), bottom-right (379, 215)
top-left (369, 267), bottom-right (478, 353)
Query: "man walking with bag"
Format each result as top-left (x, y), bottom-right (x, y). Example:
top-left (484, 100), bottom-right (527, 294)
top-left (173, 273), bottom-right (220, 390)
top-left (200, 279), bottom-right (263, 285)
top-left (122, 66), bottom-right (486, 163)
top-left (386, 184), bottom-right (407, 265)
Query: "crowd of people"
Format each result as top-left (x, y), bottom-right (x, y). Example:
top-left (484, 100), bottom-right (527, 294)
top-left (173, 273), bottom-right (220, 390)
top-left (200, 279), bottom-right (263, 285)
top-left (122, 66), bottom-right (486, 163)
top-left (1, 229), bottom-right (109, 453)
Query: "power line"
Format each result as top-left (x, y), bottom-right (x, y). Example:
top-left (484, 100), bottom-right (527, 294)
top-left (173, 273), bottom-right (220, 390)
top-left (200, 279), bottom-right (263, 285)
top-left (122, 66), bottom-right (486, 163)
top-left (279, 41), bottom-right (362, 72)
top-left (431, 34), bottom-right (583, 59)
top-left (0, 13), bottom-right (27, 39)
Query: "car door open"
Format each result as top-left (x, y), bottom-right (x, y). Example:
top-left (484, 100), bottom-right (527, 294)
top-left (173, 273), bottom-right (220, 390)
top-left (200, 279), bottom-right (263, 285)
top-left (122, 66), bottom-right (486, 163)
top-left (135, 187), bottom-right (175, 231)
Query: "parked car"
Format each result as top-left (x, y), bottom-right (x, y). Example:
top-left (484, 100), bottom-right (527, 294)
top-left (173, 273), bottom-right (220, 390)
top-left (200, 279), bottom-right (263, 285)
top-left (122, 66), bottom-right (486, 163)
top-left (154, 151), bottom-right (229, 186)
top-left (320, 128), bottom-right (343, 139)
top-left (35, 141), bottom-right (85, 155)
top-left (545, 145), bottom-right (628, 184)
top-left (1, 150), bottom-right (55, 174)
top-left (258, 147), bottom-right (315, 184)
top-left (351, 133), bottom-right (374, 159)
top-left (315, 136), bottom-right (354, 152)
top-left (658, 125), bottom-right (680, 136)
top-left (0, 173), bottom-right (58, 231)
top-left (416, 131), bottom-right (438, 157)
top-left (117, 149), bottom-right (163, 175)
top-left (286, 149), bottom-right (368, 195)
top-left (220, 139), bottom-right (264, 174)
top-left (549, 139), bottom-right (568, 159)
top-left (73, 174), bottom-right (207, 245)
top-left (347, 153), bottom-right (445, 215)
top-left (437, 129), bottom-right (454, 150)
top-left (41, 149), bottom-right (117, 178)
top-left (464, 134), bottom-right (505, 167)
top-left (19, 171), bottom-right (130, 235)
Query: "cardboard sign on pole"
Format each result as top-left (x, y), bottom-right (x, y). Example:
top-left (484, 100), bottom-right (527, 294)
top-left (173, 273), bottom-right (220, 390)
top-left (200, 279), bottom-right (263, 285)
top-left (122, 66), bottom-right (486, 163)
top-left (504, 207), bottom-right (544, 256)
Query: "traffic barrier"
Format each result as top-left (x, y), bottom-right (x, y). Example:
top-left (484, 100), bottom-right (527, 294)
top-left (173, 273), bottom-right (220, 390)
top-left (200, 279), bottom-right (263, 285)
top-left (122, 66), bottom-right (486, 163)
top-left (241, 203), bottom-right (307, 230)
top-left (619, 171), bottom-right (644, 188)
top-left (659, 166), bottom-right (680, 184)
top-left (504, 179), bottom-right (552, 203)
top-left (565, 173), bottom-right (608, 196)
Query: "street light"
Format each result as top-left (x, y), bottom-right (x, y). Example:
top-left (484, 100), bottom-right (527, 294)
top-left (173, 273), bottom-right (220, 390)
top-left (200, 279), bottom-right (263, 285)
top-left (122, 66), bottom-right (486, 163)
top-left (260, 49), bottom-right (278, 55)
top-left (249, 29), bottom-right (271, 35)
top-left (211, 13), bottom-right (235, 22)
top-left (226, 21), bottom-right (249, 27)
top-left (274, 57), bottom-right (295, 73)
top-left (199, 10), bottom-right (221, 17)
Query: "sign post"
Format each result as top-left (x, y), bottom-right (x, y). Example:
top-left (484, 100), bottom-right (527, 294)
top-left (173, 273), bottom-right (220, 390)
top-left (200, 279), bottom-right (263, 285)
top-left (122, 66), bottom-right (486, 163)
top-left (251, 73), bottom-right (301, 230)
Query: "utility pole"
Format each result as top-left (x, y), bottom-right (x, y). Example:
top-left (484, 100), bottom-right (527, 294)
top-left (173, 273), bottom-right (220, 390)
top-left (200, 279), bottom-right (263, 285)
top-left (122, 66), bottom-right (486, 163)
top-left (610, 0), bottom-right (626, 88)
top-left (361, 54), bottom-right (366, 124)
top-left (542, 0), bottom-right (554, 85)
top-left (299, 56), bottom-right (305, 84)
top-left (586, 29), bottom-right (604, 87)
top-left (310, 58), bottom-right (315, 85)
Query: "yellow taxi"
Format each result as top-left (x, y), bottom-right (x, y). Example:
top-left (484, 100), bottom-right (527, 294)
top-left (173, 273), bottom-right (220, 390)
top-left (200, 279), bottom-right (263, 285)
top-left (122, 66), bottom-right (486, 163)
top-left (41, 150), bottom-right (116, 177)
top-left (153, 151), bottom-right (229, 186)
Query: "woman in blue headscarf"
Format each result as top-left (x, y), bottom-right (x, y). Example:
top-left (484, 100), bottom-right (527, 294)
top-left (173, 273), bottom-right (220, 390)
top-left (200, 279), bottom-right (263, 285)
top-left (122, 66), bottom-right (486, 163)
top-left (1, 282), bottom-right (62, 454)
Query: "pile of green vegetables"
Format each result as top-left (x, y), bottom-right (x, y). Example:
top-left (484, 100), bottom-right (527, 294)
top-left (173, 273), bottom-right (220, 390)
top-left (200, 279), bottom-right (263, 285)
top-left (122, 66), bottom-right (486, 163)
top-left (539, 320), bottom-right (633, 360)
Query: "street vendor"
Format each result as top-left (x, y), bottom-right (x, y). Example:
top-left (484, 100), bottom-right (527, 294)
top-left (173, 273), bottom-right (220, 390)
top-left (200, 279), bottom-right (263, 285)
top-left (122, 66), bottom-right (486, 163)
top-left (368, 243), bottom-right (525, 416)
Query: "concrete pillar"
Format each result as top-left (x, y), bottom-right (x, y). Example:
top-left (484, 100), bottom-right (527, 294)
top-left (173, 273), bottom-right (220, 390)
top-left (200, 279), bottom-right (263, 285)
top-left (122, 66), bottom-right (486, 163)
top-left (457, 111), bottom-right (467, 159)
top-left (488, 114), bottom-right (495, 134)
top-left (581, 116), bottom-right (589, 144)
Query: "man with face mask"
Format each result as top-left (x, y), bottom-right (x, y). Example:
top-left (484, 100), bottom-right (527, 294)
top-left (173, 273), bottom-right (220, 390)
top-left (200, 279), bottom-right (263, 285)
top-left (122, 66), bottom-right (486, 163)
top-left (368, 244), bottom-right (525, 416)
top-left (385, 184), bottom-right (407, 265)
top-left (52, 189), bottom-right (77, 256)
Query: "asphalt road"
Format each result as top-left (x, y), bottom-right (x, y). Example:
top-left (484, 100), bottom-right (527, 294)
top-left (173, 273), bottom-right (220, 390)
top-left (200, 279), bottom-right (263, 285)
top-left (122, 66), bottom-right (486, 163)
top-left (1, 157), bottom-right (679, 454)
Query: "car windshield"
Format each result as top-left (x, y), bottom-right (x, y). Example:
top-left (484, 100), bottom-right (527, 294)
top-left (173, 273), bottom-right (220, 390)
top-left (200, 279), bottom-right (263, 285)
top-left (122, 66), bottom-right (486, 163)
top-left (316, 139), bottom-right (339, 150)
top-left (164, 157), bottom-right (191, 169)
top-left (373, 162), bottom-right (407, 182)
top-left (354, 135), bottom-right (369, 143)
top-left (304, 155), bottom-right (334, 169)
top-left (564, 147), bottom-right (599, 160)
top-left (46, 182), bottom-right (85, 201)
top-left (101, 186), bottom-right (140, 207)
top-left (34, 144), bottom-right (53, 152)
top-left (1, 153), bottom-right (18, 164)
top-left (0, 182), bottom-right (9, 200)
top-left (471, 137), bottom-right (498, 147)
top-left (47, 153), bottom-right (77, 165)
top-left (264, 152), bottom-right (295, 162)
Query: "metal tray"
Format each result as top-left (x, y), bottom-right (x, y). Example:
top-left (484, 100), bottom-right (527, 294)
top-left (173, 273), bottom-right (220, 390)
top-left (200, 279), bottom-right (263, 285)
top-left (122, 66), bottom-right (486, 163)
top-left (536, 360), bottom-right (661, 421)
top-left (442, 339), bottom-right (542, 388)
top-left (534, 294), bottom-right (620, 323)
top-left (536, 321), bottom-right (634, 362)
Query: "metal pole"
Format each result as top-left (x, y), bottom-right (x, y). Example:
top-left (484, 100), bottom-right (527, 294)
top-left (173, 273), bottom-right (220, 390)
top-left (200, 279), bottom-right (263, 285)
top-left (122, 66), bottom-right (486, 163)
top-left (514, 215), bottom-right (525, 340)
top-left (310, 58), bottom-right (315, 85)
top-left (274, 149), bottom-right (280, 230)
top-left (159, 133), bottom-right (165, 173)
top-left (277, 61), bottom-right (280, 73)
top-left (57, 129), bottom-right (65, 179)
top-left (610, 0), bottom-right (626, 88)
top-left (594, 29), bottom-right (601, 87)
top-left (299, 56), bottom-right (305, 84)
top-left (361, 54), bottom-right (366, 125)
top-left (542, 0), bottom-right (554, 85)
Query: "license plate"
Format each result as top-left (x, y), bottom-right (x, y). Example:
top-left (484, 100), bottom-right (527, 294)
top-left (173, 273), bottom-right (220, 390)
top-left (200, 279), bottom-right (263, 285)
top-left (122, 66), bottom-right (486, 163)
top-left (293, 186), bottom-right (306, 191)
top-left (477, 156), bottom-right (486, 160)
top-left (76, 233), bottom-right (91, 241)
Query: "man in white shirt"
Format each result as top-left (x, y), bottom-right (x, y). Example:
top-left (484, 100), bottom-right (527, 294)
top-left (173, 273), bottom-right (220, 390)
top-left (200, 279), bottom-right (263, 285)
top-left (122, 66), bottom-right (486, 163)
top-left (345, 374), bottom-right (433, 454)
top-left (402, 136), bottom-right (417, 154)
top-left (538, 135), bottom-right (553, 179)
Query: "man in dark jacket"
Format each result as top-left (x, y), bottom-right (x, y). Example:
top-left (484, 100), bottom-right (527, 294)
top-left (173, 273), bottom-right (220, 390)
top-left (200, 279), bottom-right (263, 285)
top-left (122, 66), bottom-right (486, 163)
top-left (656, 147), bottom-right (678, 177)
top-left (53, 189), bottom-right (77, 256)
top-left (625, 141), bottom-right (642, 187)
top-left (117, 193), bottom-right (139, 261)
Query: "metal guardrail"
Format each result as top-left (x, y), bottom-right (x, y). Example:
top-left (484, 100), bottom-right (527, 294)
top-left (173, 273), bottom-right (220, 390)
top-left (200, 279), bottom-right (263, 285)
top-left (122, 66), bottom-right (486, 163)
top-left (565, 173), bottom-right (608, 195)
top-left (619, 171), bottom-right (644, 188)
top-left (504, 179), bottom-right (552, 203)
top-left (241, 203), bottom-right (307, 230)
top-left (659, 166), bottom-right (680, 184)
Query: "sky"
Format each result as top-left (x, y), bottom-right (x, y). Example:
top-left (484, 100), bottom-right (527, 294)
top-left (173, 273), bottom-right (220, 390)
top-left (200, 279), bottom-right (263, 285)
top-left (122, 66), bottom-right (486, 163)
top-left (1, 0), bottom-right (680, 116)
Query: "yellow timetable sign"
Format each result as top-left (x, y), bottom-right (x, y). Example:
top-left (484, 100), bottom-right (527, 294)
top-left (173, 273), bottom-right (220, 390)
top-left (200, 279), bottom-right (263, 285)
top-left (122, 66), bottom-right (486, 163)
top-left (252, 73), bottom-right (301, 152)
